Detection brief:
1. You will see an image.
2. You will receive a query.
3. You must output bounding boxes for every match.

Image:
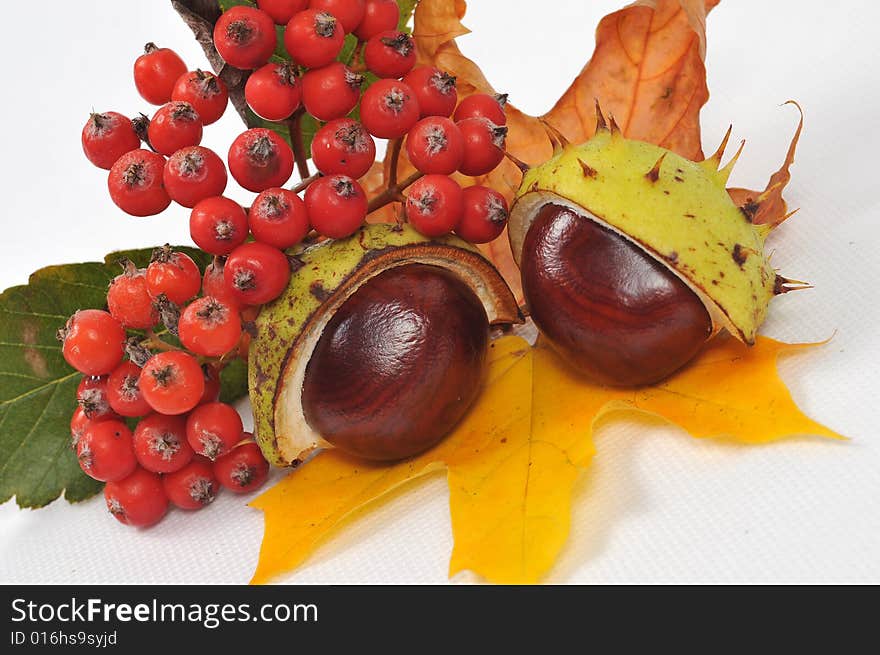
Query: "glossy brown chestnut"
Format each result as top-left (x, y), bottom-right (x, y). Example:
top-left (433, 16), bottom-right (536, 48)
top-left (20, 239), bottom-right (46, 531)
top-left (301, 264), bottom-right (489, 461)
top-left (521, 203), bottom-right (712, 386)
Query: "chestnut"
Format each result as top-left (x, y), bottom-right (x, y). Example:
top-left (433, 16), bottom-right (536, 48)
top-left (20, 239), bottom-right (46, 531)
top-left (248, 223), bottom-right (522, 467)
top-left (508, 109), bottom-right (794, 388)
top-left (302, 264), bottom-right (489, 460)
top-left (521, 203), bottom-right (712, 386)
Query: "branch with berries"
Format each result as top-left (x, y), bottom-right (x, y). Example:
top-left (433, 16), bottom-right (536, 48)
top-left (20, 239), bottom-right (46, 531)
top-left (60, 0), bottom-right (514, 527)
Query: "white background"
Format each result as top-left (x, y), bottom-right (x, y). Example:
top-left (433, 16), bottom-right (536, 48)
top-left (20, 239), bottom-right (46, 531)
top-left (0, 0), bottom-right (878, 584)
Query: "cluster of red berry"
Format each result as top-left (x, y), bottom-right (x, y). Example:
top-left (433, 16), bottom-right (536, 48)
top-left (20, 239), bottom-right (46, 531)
top-left (60, 248), bottom-right (270, 528)
top-left (81, 0), bottom-right (511, 267)
top-left (71, 0), bottom-right (514, 528)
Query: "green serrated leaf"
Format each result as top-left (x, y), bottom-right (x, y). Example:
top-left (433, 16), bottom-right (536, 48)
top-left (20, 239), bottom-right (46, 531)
top-left (0, 246), bottom-right (207, 509)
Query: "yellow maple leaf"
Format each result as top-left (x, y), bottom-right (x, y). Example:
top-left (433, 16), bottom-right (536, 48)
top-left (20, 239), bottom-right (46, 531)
top-left (250, 334), bottom-right (842, 585)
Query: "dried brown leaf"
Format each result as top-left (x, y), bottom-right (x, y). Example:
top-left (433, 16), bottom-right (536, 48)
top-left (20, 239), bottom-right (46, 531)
top-left (728, 101), bottom-right (804, 227)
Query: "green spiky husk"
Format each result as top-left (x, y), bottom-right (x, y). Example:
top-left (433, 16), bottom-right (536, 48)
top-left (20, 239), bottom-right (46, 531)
top-left (509, 129), bottom-right (778, 344)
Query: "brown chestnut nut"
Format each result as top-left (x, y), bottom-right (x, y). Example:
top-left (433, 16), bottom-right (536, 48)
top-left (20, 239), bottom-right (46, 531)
top-left (302, 264), bottom-right (489, 460)
top-left (521, 203), bottom-right (712, 386)
top-left (249, 224), bottom-right (522, 467)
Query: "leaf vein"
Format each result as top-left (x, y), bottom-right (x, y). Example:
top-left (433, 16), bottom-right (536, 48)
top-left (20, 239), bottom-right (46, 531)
top-left (1, 309), bottom-right (68, 320)
top-left (0, 373), bottom-right (77, 408)
top-left (0, 342), bottom-right (60, 350)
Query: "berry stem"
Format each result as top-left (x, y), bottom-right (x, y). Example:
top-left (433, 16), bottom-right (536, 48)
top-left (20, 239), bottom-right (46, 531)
top-left (367, 171), bottom-right (423, 215)
top-left (287, 108), bottom-right (310, 180)
top-left (366, 138), bottom-right (421, 215)
top-left (349, 40), bottom-right (366, 73)
top-left (290, 171), bottom-right (322, 194)
top-left (387, 137), bottom-right (402, 188)
top-left (141, 333), bottom-right (182, 353)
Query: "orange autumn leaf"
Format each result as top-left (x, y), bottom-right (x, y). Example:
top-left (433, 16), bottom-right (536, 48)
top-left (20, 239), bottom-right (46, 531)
top-left (727, 101), bottom-right (804, 226)
top-left (544, 0), bottom-right (718, 159)
top-left (250, 334), bottom-right (842, 585)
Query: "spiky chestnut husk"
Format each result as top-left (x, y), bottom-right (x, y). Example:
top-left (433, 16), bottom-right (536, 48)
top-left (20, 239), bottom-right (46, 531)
top-left (508, 111), bottom-right (803, 385)
top-left (249, 223), bottom-right (522, 466)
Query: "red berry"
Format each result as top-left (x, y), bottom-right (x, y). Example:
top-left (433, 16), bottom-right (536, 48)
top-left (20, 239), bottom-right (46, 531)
top-left (145, 247), bottom-right (201, 305)
top-left (162, 456), bottom-right (218, 510)
top-left (310, 119), bottom-right (375, 179)
top-left (403, 67), bottom-right (458, 118)
top-left (107, 149), bottom-right (171, 217)
top-left (76, 375), bottom-right (115, 421)
top-left (245, 62), bottom-right (302, 121)
top-left (106, 361), bottom-right (152, 418)
top-left (171, 70), bottom-right (229, 125)
top-left (311, 0), bottom-right (365, 32)
top-left (139, 351), bottom-right (206, 416)
top-left (405, 174), bottom-right (464, 237)
top-left (60, 310), bottom-right (126, 376)
top-left (360, 79), bottom-right (420, 139)
top-left (228, 128), bottom-right (294, 192)
top-left (147, 101), bottom-right (203, 156)
top-left (405, 116), bottom-right (464, 175)
top-left (453, 92), bottom-right (508, 126)
top-left (224, 242), bottom-right (292, 305)
top-left (284, 9), bottom-right (345, 69)
top-left (178, 296), bottom-right (242, 357)
top-left (301, 63), bottom-right (363, 121)
top-left (202, 261), bottom-right (241, 311)
top-left (214, 5), bottom-right (277, 70)
top-left (249, 188), bottom-right (310, 249)
top-left (213, 440), bottom-right (269, 493)
top-left (364, 30), bottom-right (415, 79)
top-left (107, 261), bottom-right (158, 330)
top-left (162, 146), bottom-right (227, 208)
top-left (133, 413), bottom-right (194, 473)
top-left (457, 117), bottom-right (507, 176)
top-left (77, 420), bottom-right (137, 482)
top-left (105, 468), bottom-right (168, 527)
top-left (186, 402), bottom-right (243, 460)
top-left (257, 0), bottom-right (309, 24)
top-left (189, 196), bottom-right (248, 255)
top-left (304, 175), bottom-right (367, 238)
top-left (354, 0), bottom-right (399, 40)
top-left (133, 43), bottom-right (187, 105)
top-left (81, 112), bottom-right (140, 170)
top-left (70, 407), bottom-right (90, 448)
top-left (455, 185), bottom-right (509, 244)
top-left (70, 406), bottom-right (116, 450)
